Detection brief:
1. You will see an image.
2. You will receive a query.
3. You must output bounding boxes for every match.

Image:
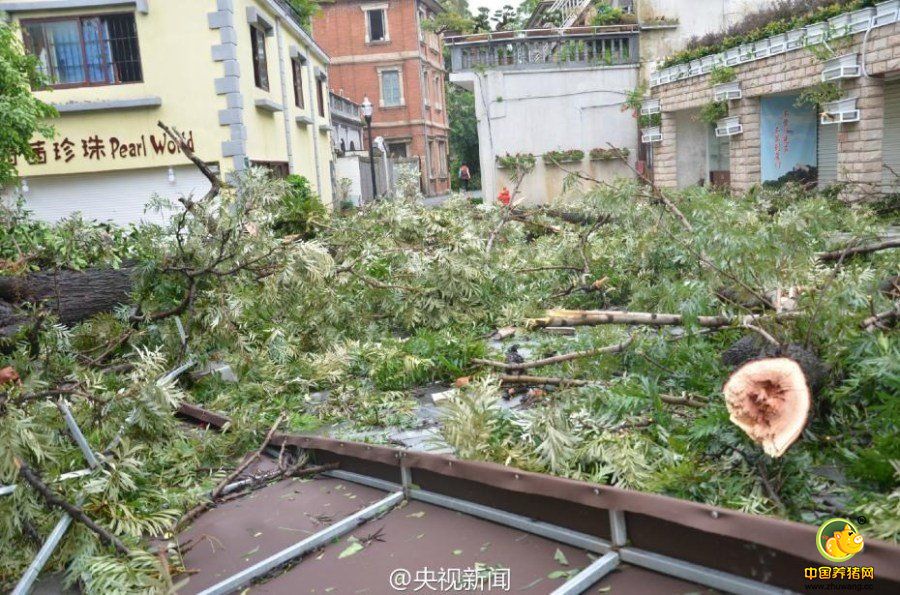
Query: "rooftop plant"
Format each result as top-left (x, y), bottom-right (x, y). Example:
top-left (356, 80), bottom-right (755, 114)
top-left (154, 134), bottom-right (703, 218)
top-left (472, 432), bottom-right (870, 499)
top-left (543, 149), bottom-right (585, 165)
top-left (589, 147), bottom-right (630, 161)
top-left (699, 100), bottom-right (729, 124)
top-left (659, 0), bottom-right (874, 68)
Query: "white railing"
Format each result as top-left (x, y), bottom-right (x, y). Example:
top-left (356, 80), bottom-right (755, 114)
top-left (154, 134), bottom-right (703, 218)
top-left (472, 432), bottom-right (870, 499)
top-left (447, 24), bottom-right (639, 71)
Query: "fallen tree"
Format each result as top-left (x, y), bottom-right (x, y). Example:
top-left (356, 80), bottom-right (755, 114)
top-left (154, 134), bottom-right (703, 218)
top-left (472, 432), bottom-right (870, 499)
top-left (527, 308), bottom-right (799, 329)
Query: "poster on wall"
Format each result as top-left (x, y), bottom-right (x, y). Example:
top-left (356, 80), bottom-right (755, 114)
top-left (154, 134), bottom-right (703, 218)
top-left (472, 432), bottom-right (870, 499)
top-left (760, 95), bottom-right (818, 186)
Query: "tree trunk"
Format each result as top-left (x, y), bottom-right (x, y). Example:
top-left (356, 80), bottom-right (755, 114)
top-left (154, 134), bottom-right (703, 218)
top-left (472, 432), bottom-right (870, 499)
top-left (0, 267), bottom-right (136, 326)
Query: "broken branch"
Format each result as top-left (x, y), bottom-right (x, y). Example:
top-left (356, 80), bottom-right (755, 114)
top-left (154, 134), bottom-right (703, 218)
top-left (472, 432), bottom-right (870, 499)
top-left (528, 309), bottom-right (800, 329)
top-left (473, 336), bottom-right (633, 372)
top-left (817, 238), bottom-right (900, 262)
top-left (16, 458), bottom-right (131, 556)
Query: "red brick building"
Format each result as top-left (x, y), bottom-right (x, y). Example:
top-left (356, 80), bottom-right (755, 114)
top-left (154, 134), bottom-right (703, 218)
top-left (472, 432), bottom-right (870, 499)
top-left (312, 0), bottom-right (450, 195)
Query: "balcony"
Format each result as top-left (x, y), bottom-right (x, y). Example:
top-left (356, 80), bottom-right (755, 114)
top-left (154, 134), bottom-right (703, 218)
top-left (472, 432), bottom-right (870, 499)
top-left (329, 92), bottom-right (361, 125)
top-left (446, 25), bottom-right (640, 72)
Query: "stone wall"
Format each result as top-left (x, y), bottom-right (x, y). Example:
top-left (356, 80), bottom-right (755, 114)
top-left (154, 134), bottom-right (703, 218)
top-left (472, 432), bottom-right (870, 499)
top-left (650, 21), bottom-right (900, 199)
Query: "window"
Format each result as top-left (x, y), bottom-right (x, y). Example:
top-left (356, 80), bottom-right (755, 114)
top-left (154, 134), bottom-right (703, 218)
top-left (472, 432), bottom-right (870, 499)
top-left (437, 139), bottom-right (447, 176)
top-left (250, 23), bottom-right (268, 91)
top-left (379, 69), bottom-right (402, 107)
top-left (23, 14), bottom-right (142, 87)
top-left (316, 78), bottom-right (325, 117)
top-left (433, 74), bottom-right (442, 108)
top-left (386, 141), bottom-right (408, 158)
top-left (291, 57), bottom-right (304, 109)
top-left (366, 8), bottom-right (387, 43)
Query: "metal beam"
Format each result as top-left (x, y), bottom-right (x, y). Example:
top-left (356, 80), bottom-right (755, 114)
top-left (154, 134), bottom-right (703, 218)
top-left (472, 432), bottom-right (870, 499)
top-left (57, 401), bottom-right (100, 469)
top-left (410, 488), bottom-right (611, 554)
top-left (324, 469), bottom-right (402, 493)
top-left (609, 509), bottom-right (627, 547)
top-left (197, 491), bottom-right (405, 595)
top-left (550, 551), bottom-right (620, 595)
top-left (619, 548), bottom-right (788, 595)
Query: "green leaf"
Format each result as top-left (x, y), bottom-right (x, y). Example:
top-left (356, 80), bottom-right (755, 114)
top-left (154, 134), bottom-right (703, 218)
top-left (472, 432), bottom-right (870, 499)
top-left (338, 542), bottom-right (365, 559)
top-left (554, 548), bottom-right (569, 566)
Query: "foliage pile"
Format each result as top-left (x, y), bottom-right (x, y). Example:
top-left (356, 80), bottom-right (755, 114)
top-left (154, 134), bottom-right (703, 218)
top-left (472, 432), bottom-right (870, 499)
top-left (0, 157), bottom-right (898, 590)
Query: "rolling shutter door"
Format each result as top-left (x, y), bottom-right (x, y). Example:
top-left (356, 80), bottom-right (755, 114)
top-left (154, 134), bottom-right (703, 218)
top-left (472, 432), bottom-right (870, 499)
top-left (817, 121), bottom-right (837, 189)
top-left (883, 79), bottom-right (900, 192)
top-left (14, 165), bottom-right (212, 225)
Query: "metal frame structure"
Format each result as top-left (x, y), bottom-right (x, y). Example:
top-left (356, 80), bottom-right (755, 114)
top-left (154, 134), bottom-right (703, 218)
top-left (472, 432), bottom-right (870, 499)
top-left (184, 460), bottom-right (788, 594)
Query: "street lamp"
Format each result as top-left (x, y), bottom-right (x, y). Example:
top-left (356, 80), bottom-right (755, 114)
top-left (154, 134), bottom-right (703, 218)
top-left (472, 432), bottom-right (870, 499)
top-left (361, 96), bottom-right (377, 199)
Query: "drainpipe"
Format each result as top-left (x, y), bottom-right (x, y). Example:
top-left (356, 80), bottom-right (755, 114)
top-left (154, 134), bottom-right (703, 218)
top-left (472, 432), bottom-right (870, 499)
top-left (413, 2), bottom-right (433, 194)
top-left (305, 60), bottom-right (324, 197)
top-left (274, 19), bottom-right (295, 174)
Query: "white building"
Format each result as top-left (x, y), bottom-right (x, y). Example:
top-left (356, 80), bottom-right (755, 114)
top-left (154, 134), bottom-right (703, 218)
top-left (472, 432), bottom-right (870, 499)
top-left (451, 0), bottom-right (782, 204)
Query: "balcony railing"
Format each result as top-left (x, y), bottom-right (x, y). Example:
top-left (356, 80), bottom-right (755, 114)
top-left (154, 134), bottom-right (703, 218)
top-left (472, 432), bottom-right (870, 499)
top-left (329, 92), bottom-right (361, 123)
top-left (446, 25), bottom-right (639, 72)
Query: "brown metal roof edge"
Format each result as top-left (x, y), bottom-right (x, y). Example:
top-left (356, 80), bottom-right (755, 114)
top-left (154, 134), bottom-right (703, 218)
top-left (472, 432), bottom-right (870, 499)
top-left (177, 403), bottom-right (900, 582)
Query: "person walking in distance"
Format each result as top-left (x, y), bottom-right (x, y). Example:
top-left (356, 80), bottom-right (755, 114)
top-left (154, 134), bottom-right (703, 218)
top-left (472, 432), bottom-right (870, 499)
top-left (459, 163), bottom-right (471, 193)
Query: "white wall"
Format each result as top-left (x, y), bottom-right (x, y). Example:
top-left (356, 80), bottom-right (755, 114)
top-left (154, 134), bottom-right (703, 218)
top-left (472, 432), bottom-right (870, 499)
top-left (4, 165), bottom-right (212, 226)
top-left (675, 109), bottom-right (708, 188)
top-left (335, 154), bottom-right (364, 205)
top-left (453, 65), bottom-right (639, 205)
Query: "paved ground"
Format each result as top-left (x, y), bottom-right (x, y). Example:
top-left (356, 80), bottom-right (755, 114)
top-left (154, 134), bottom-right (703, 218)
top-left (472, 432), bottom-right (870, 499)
top-left (421, 190), bottom-right (482, 207)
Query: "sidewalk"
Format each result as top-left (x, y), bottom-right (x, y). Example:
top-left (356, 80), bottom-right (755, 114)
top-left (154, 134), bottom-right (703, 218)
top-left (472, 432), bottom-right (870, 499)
top-left (421, 189), bottom-right (483, 207)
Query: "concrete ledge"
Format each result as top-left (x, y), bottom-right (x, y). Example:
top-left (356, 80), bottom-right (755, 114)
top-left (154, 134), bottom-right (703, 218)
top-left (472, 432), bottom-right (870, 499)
top-left (318, 124), bottom-right (333, 132)
top-left (3, 0), bottom-right (149, 13)
top-left (289, 45), bottom-right (308, 63)
top-left (221, 140), bottom-right (246, 157)
top-left (225, 93), bottom-right (243, 109)
top-left (218, 108), bottom-right (243, 126)
top-left (246, 6), bottom-right (274, 35)
top-left (296, 115), bottom-right (313, 127)
top-left (211, 43), bottom-right (238, 62)
top-left (53, 96), bottom-right (161, 113)
top-left (207, 10), bottom-right (234, 29)
top-left (215, 76), bottom-right (240, 94)
top-left (254, 98), bottom-right (284, 113)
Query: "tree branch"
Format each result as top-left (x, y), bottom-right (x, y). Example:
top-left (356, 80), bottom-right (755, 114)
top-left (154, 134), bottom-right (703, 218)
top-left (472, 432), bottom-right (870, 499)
top-left (16, 458), bottom-right (130, 556)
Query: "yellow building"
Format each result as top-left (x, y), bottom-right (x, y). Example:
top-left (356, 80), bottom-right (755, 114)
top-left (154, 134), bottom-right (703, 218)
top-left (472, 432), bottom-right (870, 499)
top-left (1, 0), bottom-right (334, 224)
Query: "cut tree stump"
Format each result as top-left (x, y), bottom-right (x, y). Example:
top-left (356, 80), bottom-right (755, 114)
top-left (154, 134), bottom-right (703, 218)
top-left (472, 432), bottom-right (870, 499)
top-left (722, 358), bottom-right (811, 458)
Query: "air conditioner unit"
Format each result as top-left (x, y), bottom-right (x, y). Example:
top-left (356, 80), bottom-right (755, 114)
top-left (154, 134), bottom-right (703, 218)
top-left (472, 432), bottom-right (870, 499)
top-left (848, 7), bottom-right (876, 34)
top-left (785, 29), bottom-right (806, 50)
top-left (724, 47), bottom-right (742, 66)
top-left (641, 126), bottom-right (662, 143)
top-left (805, 21), bottom-right (829, 45)
top-left (820, 97), bottom-right (860, 125)
top-left (767, 33), bottom-right (789, 55)
top-left (700, 55), bottom-right (720, 74)
top-left (650, 71), bottom-right (661, 87)
top-left (713, 80), bottom-right (742, 102)
top-left (828, 13), bottom-right (852, 38)
top-left (688, 59), bottom-right (703, 76)
top-left (737, 43), bottom-right (754, 63)
top-left (752, 39), bottom-right (771, 60)
top-left (640, 98), bottom-right (661, 115)
top-left (822, 53), bottom-right (860, 81)
top-left (715, 116), bottom-right (742, 137)
top-left (874, 0), bottom-right (900, 26)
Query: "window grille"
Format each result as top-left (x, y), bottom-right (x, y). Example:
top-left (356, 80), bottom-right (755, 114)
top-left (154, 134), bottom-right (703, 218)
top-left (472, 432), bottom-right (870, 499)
top-left (23, 13), bottom-right (142, 87)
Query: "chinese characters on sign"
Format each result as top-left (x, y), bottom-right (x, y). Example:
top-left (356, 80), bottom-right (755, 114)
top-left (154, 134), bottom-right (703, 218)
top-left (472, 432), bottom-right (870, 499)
top-left (760, 95), bottom-right (817, 186)
top-left (804, 566), bottom-right (875, 580)
top-left (18, 131), bottom-right (196, 167)
top-left (389, 567), bottom-right (510, 592)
